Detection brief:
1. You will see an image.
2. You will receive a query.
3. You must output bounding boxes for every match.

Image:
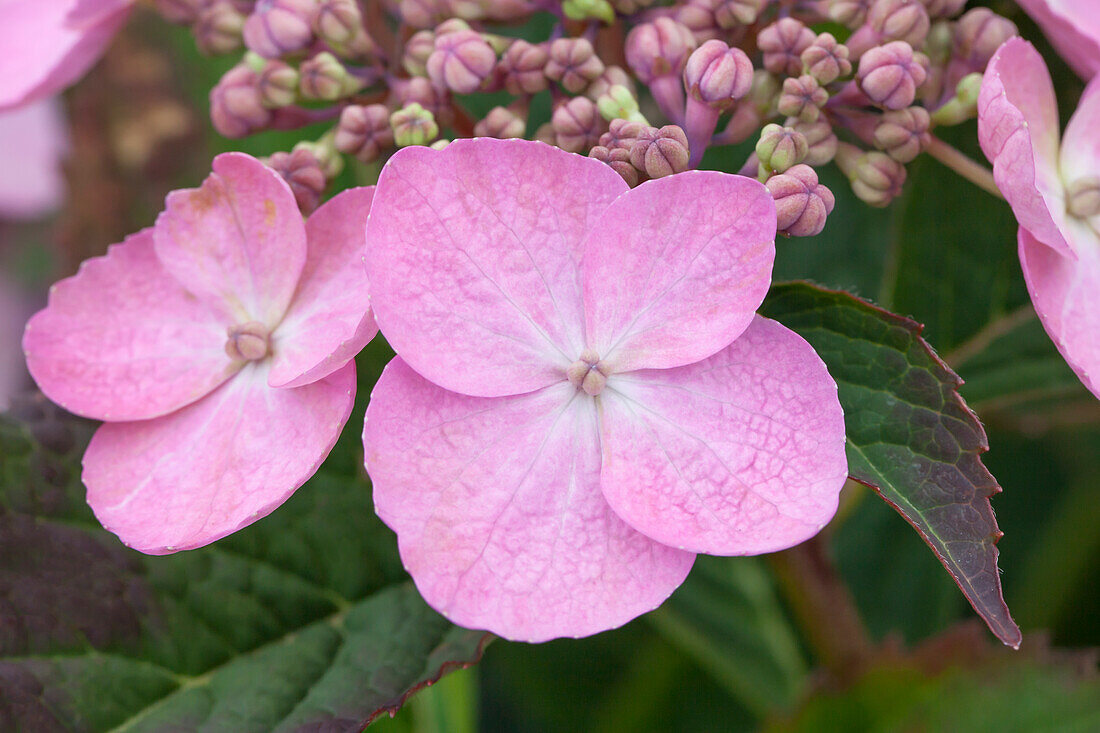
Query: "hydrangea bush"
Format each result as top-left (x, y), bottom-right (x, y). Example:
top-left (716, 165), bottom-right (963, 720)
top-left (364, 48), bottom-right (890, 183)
top-left (1, 0), bottom-right (1100, 730)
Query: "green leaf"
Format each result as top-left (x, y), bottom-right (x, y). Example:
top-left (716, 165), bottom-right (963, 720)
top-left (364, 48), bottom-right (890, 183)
top-left (646, 556), bottom-right (808, 716)
top-left (0, 399), bottom-right (490, 732)
top-left (761, 282), bottom-right (1021, 648)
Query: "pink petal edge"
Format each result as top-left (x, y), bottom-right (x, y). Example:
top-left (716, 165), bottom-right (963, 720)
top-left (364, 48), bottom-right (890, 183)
top-left (599, 316), bottom-right (848, 555)
top-left (1016, 0), bottom-right (1100, 80)
top-left (23, 228), bottom-right (235, 421)
top-left (269, 186), bottom-right (378, 388)
top-left (364, 138), bottom-right (629, 398)
top-left (84, 360), bottom-right (357, 554)
top-left (582, 171), bottom-right (776, 374)
top-left (364, 358), bottom-right (695, 642)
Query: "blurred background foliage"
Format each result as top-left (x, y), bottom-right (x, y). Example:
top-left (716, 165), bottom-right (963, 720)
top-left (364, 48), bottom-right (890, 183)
top-left (1, 1), bottom-right (1098, 731)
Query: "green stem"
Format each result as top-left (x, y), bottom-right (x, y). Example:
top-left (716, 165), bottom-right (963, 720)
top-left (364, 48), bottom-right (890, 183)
top-left (924, 136), bottom-right (1004, 200)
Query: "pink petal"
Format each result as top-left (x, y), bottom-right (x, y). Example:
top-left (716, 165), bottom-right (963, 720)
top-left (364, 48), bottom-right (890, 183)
top-left (269, 186), bottom-right (378, 388)
top-left (364, 138), bottom-right (629, 398)
top-left (978, 38), bottom-right (1071, 257)
top-left (155, 152), bottom-right (307, 327)
top-left (1016, 0), bottom-right (1100, 80)
top-left (23, 229), bottom-right (235, 421)
top-left (1059, 75), bottom-right (1100, 184)
top-left (0, 98), bottom-right (68, 219)
top-left (1019, 227), bottom-right (1100, 399)
top-left (0, 0), bottom-right (131, 111)
top-left (84, 360), bottom-right (356, 554)
top-left (599, 316), bottom-right (848, 555)
top-left (364, 358), bottom-right (695, 642)
top-left (582, 171), bottom-right (776, 374)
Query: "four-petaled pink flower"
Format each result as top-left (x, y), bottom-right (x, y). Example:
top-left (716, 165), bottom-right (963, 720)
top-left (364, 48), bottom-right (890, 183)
top-left (0, 0), bottom-right (134, 110)
top-left (1015, 0), bottom-right (1100, 80)
top-left (362, 138), bottom-right (848, 642)
top-left (979, 38), bottom-right (1100, 400)
top-left (23, 153), bottom-right (377, 553)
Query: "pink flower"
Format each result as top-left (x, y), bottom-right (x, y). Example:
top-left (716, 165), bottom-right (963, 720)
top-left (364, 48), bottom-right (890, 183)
top-left (23, 153), bottom-right (377, 553)
top-left (0, 98), bottom-right (68, 219)
top-left (361, 139), bottom-right (848, 642)
top-left (0, 0), bottom-right (133, 111)
top-left (1015, 0), bottom-right (1100, 79)
top-left (979, 38), bottom-right (1100, 400)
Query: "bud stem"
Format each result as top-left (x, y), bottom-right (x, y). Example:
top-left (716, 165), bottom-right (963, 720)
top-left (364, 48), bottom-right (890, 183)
top-left (924, 136), bottom-right (1003, 200)
top-left (649, 75), bottom-right (686, 128)
top-left (683, 97), bottom-right (720, 168)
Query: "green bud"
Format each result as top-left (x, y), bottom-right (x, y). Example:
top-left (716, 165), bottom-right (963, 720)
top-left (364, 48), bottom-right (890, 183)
top-left (391, 103), bottom-right (440, 147)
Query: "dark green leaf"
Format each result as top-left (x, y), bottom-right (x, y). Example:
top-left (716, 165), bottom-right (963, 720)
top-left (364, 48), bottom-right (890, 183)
top-left (0, 399), bottom-right (490, 732)
top-left (762, 282), bottom-right (1021, 648)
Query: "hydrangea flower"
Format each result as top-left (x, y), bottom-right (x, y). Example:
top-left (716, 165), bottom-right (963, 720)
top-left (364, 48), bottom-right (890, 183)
top-left (1015, 0), bottom-right (1100, 79)
top-left (23, 153), bottom-right (377, 553)
top-left (0, 0), bottom-right (133, 110)
top-left (979, 38), bottom-right (1100, 400)
top-left (362, 138), bottom-right (848, 641)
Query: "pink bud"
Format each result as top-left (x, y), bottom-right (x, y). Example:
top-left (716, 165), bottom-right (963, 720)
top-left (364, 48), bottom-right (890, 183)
top-left (758, 18), bottom-right (816, 77)
top-left (599, 118), bottom-right (651, 150)
top-left (195, 2), bottom-right (247, 55)
top-left (266, 148), bottom-right (326, 213)
top-left (683, 40), bottom-right (753, 109)
top-left (786, 117), bottom-right (838, 166)
top-left (392, 76), bottom-right (454, 128)
top-left (257, 60), bottom-right (299, 107)
top-left (873, 106), bottom-right (930, 162)
top-left (404, 30), bottom-right (436, 76)
top-left (314, 0), bottom-right (374, 54)
top-left (474, 106), bottom-right (527, 138)
top-left (551, 96), bottom-right (605, 153)
top-left (714, 0), bottom-right (766, 27)
top-left (777, 75), bottom-right (828, 122)
top-left (299, 52), bottom-right (356, 100)
top-left (625, 17), bottom-right (697, 83)
top-left (857, 41), bottom-right (927, 110)
top-left (586, 65), bottom-right (635, 101)
top-left (766, 164), bottom-right (835, 237)
top-left (839, 147), bottom-right (907, 206)
top-left (867, 0), bottom-right (929, 48)
top-left (629, 125), bottom-right (690, 178)
top-left (677, 0), bottom-right (722, 43)
top-left (828, 0), bottom-right (873, 28)
top-left (952, 8), bottom-right (1018, 71)
top-left (426, 29), bottom-right (497, 94)
top-left (545, 38), bottom-right (606, 94)
top-left (243, 0), bottom-right (316, 58)
top-left (210, 65), bottom-right (271, 138)
top-left (590, 145), bottom-right (641, 187)
top-left (334, 104), bottom-right (394, 163)
top-left (501, 40), bottom-right (549, 95)
top-left (921, 0), bottom-right (966, 20)
top-left (801, 33), bottom-right (852, 85)
top-left (756, 123), bottom-right (809, 174)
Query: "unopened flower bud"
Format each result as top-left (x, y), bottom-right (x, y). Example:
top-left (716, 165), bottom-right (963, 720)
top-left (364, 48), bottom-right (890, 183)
top-left (801, 33), bottom-right (852, 84)
top-left (334, 104), bottom-right (393, 163)
top-left (1066, 177), bottom-right (1100, 219)
top-left (786, 117), bottom-right (838, 166)
top-left (226, 321), bottom-right (272, 361)
top-left (563, 0), bottom-right (616, 25)
top-left (299, 52), bottom-right (360, 100)
top-left (858, 41), bottom-right (927, 110)
top-left (427, 29), bottom-right (496, 94)
top-left (953, 8), bottom-right (1018, 70)
top-left (758, 18), bottom-right (816, 77)
top-left (766, 164), bottom-right (835, 236)
top-left (256, 60), bottom-right (299, 107)
top-left (243, 0), bottom-right (316, 58)
top-left (922, 0), bottom-right (966, 20)
top-left (404, 30), bottom-right (436, 76)
top-left (677, 0), bottom-right (722, 43)
top-left (867, 0), bottom-right (930, 48)
top-left (756, 123), bottom-right (809, 175)
top-left (873, 106), bottom-right (930, 162)
top-left (683, 40), bottom-right (753, 109)
top-left (266, 148), bottom-right (327, 213)
top-left (534, 122), bottom-right (556, 145)
top-left (600, 118), bottom-right (651, 150)
top-left (630, 125), bottom-right (690, 178)
top-left (838, 145), bottom-right (907, 206)
top-left (315, 0), bottom-right (375, 55)
top-left (393, 76), bottom-right (453, 127)
top-left (545, 38), bottom-right (606, 94)
top-left (586, 65), bottom-right (635, 101)
top-left (590, 145), bottom-right (641, 187)
top-left (195, 1), bottom-right (247, 55)
top-left (474, 106), bottom-right (526, 138)
top-left (715, 0), bottom-right (766, 27)
top-left (625, 17), bottom-right (697, 83)
top-left (552, 96), bottom-right (605, 153)
top-left (391, 103), bottom-right (440, 147)
top-left (829, 0), bottom-right (872, 27)
top-left (500, 40), bottom-right (548, 95)
top-left (210, 65), bottom-right (271, 138)
top-left (777, 75), bottom-right (828, 122)
top-left (597, 85), bottom-right (646, 123)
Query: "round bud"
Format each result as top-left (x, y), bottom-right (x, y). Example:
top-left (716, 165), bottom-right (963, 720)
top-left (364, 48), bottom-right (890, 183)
top-left (857, 41), bottom-right (927, 110)
top-left (195, 1), bottom-right (247, 55)
top-left (314, 0), bottom-right (363, 46)
top-left (625, 17), bottom-right (697, 83)
top-left (257, 60), bottom-right (299, 107)
top-left (867, 0), bottom-right (930, 48)
top-left (299, 51), bottom-right (358, 100)
top-left (756, 123), bottom-right (809, 174)
top-left (629, 125), bottom-right (690, 178)
top-left (683, 40), bottom-right (754, 109)
top-left (551, 96), bottom-right (605, 153)
top-left (474, 106), bottom-right (527, 138)
top-left (266, 148), bottom-right (326, 213)
top-left (334, 104), bottom-right (394, 163)
top-left (828, 0), bottom-right (872, 28)
top-left (921, 0), bottom-right (966, 20)
top-left (210, 65), bottom-right (271, 138)
top-left (590, 145), bottom-right (641, 187)
top-left (600, 118), bottom-right (651, 150)
top-left (873, 106), bottom-right (930, 162)
top-left (801, 33), bottom-right (852, 85)
top-left (404, 31), bottom-right (436, 76)
top-left (715, 0), bottom-right (766, 27)
top-left (242, 0), bottom-right (317, 58)
top-left (426, 29), bottom-right (497, 94)
top-left (758, 18), bottom-right (816, 77)
top-left (848, 149), bottom-right (907, 206)
top-left (785, 117), bottom-right (838, 166)
top-left (766, 164), bottom-right (836, 237)
top-left (392, 76), bottom-right (453, 128)
top-left (953, 8), bottom-right (1018, 71)
top-left (501, 40), bottom-right (549, 95)
top-left (777, 75), bottom-right (828, 122)
top-left (391, 103), bottom-right (440, 147)
top-left (545, 38), bottom-right (606, 94)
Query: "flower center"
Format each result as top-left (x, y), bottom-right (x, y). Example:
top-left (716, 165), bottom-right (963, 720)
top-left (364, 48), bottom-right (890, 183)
top-left (225, 321), bottom-right (271, 361)
top-left (566, 348), bottom-right (608, 396)
top-left (1066, 176), bottom-right (1100, 219)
